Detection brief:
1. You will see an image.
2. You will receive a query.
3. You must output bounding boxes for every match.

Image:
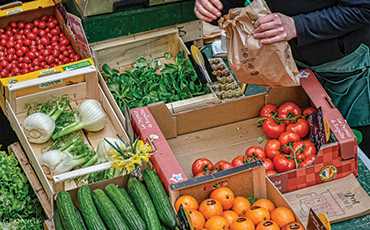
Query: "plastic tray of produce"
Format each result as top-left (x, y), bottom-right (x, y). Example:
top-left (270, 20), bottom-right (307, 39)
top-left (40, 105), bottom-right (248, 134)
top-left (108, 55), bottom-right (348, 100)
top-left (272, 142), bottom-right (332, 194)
top-left (209, 58), bottom-right (245, 103)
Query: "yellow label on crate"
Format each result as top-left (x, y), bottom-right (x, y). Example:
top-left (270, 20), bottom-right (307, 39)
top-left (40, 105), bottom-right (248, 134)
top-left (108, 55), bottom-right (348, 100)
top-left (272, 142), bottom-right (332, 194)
top-left (324, 117), bottom-right (330, 142)
top-left (0, 0), bottom-right (55, 17)
top-left (318, 213), bottom-right (331, 230)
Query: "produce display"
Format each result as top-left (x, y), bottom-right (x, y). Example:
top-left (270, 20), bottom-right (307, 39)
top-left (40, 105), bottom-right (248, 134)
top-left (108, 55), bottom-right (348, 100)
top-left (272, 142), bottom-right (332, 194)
top-left (0, 14), bottom-right (81, 78)
top-left (0, 147), bottom-right (46, 229)
top-left (54, 168), bottom-right (178, 230)
top-left (191, 102), bottom-right (317, 178)
top-left (102, 50), bottom-right (211, 109)
top-left (209, 58), bottom-right (244, 102)
top-left (174, 187), bottom-right (304, 230)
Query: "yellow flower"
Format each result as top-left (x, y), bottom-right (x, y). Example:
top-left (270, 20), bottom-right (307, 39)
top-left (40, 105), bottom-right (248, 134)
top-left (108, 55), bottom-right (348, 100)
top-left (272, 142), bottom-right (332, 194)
top-left (108, 149), bottom-right (120, 157)
top-left (126, 162), bottom-right (135, 171)
top-left (141, 153), bottom-right (151, 163)
top-left (136, 140), bottom-right (152, 153)
top-left (132, 154), bottom-right (141, 164)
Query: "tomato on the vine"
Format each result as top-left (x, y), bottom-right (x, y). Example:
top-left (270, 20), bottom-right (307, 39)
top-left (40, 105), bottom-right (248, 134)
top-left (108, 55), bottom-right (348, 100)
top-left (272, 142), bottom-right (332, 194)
top-left (263, 118), bottom-right (286, 139)
top-left (298, 155), bottom-right (316, 168)
top-left (290, 140), bottom-right (317, 162)
top-left (264, 139), bottom-right (281, 160)
top-left (260, 104), bottom-right (277, 118)
top-left (232, 155), bottom-right (246, 167)
top-left (214, 160), bottom-right (234, 171)
top-left (286, 118), bottom-right (309, 139)
top-left (245, 146), bottom-right (266, 160)
top-left (266, 170), bottom-right (278, 176)
top-left (261, 157), bottom-right (274, 171)
top-left (273, 154), bottom-right (296, 173)
top-left (303, 107), bottom-right (316, 118)
top-left (191, 158), bottom-right (214, 176)
top-left (278, 131), bottom-right (301, 154)
top-left (277, 102), bottom-right (302, 125)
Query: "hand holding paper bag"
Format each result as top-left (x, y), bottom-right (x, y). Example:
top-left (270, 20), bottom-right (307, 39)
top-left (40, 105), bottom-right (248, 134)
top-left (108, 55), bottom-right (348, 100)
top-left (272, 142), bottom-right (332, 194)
top-left (218, 0), bottom-right (300, 87)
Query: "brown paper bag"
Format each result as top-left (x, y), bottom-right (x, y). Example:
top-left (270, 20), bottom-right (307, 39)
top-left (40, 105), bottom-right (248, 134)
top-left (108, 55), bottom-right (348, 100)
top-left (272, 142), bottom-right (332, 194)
top-left (219, 0), bottom-right (300, 87)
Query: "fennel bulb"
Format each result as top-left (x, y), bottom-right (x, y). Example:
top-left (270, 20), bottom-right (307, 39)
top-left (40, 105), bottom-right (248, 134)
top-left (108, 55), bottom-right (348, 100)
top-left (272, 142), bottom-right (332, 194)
top-left (23, 113), bottom-right (55, 144)
top-left (96, 137), bottom-right (127, 163)
top-left (23, 96), bottom-right (70, 144)
top-left (39, 150), bottom-right (89, 178)
top-left (52, 99), bottom-right (107, 139)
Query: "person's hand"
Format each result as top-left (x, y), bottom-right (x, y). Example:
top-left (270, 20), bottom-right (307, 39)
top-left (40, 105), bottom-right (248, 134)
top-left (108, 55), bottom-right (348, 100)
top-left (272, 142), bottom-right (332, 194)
top-left (194, 0), bottom-right (223, 22)
top-left (253, 13), bottom-right (297, 44)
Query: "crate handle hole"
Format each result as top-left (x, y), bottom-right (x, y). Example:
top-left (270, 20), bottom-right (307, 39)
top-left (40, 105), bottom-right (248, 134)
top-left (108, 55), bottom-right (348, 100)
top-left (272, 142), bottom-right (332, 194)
top-left (203, 180), bottom-right (229, 191)
top-left (0, 1), bottom-right (22, 10)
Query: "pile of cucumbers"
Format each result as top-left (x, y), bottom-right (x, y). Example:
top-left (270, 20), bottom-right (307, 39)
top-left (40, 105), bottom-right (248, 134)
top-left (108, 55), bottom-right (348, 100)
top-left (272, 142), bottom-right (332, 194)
top-left (54, 168), bottom-right (178, 230)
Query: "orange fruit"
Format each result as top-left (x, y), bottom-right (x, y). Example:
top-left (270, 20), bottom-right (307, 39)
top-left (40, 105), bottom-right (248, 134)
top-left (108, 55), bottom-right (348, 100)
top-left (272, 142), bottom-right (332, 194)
top-left (189, 210), bottom-right (206, 229)
top-left (245, 206), bottom-right (271, 226)
top-left (199, 199), bottom-right (224, 220)
top-left (252, 198), bottom-right (276, 212)
top-left (256, 220), bottom-right (280, 230)
top-left (223, 210), bottom-right (239, 225)
top-left (231, 196), bottom-right (251, 216)
top-left (230, 217), bottom-right (255, 230)
top-left (209, 187), bottom-right (235, 210)
top-left (281, 221), bottom-right (305, 230)
top-left (270, 207), bottom-right (295, 228)
top-left (175, 195), bottom-right (199, 212)
top-left (205, 216), bottom-right (230, 230)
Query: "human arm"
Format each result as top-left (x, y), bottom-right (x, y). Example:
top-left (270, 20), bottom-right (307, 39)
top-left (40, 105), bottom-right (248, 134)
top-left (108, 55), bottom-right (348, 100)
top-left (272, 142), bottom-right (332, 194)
top-left (253, 1), bottom-right (370, 45)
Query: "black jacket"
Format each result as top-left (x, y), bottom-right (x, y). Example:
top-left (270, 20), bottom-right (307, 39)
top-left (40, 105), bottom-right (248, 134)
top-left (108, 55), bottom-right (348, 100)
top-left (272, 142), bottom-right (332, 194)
top-left (214, 0), bottom-right (370, 66)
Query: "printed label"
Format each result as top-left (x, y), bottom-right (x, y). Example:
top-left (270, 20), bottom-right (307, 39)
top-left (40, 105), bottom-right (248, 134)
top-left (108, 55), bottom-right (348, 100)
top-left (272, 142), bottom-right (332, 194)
top-left (40, 79), bottom-right (63, 89)
top-left (62, 60), bottom-right (91, 71)
top-left (319, 165), bottom-right (337, 181)
top-left (6, 8), bottom-right (22, 15)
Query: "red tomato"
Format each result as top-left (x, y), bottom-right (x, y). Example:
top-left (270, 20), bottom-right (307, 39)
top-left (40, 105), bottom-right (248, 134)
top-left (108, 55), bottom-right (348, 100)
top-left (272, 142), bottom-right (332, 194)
top-left (50, 28), bottom-right (60, 36)
top-left (245, 146), bottom-right (266, 160)
top-left (59, 38), bottom-right (69, 46)
top-left (263, 118), bottom-right (286, 139)
top-left (38, 21), bottom-right (47, 29)
top-left (261, 157), bottom-right (274, 171)
top-left (264, 139), bottom-right (281, 160)
top-left (278, 131), bottom-right (301, 154)
top-left (41, 36), bottom-right (50, 45)
top-left (273, 154), bottom-right (296, 173)
top-left (214, 160), bottom-right (234, 171)
top-left (46, 21), bottom-right (56, 29)
top-left (266, 170), bottom-right (278, 176)
top-left (17, 21), bottom-right (26, 29)
top-left (39, 15), bottom-right (49, 22)
top-left (303, 107), bottom-right (316, 118)
top-left (290, 141), bottom-right (317, 162)
top-left (192, 158), bottom-right (214, 176)
top-left (26, 32), bottom-right (37, 40)
top-left (286, 118), bottom-right (309, 139)
top-left (277, 102), bottom-right (302, 125)
top-left (260, 104), bottom-right (277, 118)
top-left (25, 23), bottom-right (34, 30)
top-left (232, 155), bottom-right (246, 167)
top-left (298, 155), bottom-right (316, 168)
top-left (45, 55), bottom-right (55, 64)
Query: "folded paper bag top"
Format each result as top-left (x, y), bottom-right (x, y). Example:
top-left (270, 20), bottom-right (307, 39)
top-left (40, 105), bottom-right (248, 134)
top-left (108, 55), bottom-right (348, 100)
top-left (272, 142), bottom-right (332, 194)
top-left (218, 0), bottom-right (300, 87)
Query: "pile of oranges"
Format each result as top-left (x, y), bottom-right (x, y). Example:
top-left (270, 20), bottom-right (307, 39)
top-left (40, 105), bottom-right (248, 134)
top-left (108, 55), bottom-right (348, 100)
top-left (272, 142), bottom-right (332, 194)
top-left (174, 187), bottom-right (305, 230)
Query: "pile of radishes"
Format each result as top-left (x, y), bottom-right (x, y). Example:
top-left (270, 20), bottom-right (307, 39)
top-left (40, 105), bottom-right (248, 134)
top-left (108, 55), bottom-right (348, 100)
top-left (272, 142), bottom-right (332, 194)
top-left (0, 14), bottom-right (81, 78)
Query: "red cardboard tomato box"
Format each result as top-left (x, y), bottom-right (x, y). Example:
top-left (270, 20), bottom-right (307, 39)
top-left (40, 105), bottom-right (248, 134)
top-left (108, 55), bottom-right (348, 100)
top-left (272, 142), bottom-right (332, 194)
top-left (0, 0), bottom-right (92, 113)
top-left (131, 69), bottom-right (358, 194)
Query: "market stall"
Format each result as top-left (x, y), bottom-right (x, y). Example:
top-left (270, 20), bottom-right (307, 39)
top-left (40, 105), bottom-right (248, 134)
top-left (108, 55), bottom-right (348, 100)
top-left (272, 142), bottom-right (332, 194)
top-left (1, 0), bottom-right (370, 230)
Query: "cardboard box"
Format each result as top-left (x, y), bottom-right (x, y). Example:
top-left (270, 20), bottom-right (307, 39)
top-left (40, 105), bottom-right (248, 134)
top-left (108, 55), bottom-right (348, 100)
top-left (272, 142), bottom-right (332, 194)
top-left (131, 69), bottom-right (357, 194)
top-left (169, 162), bottom-right (305, 227)
top-left (0, 0), bottom-right (93, 113)
top-left (90, 27), bottom-right (218, 129)
top-left (5, 65), bottom-right (129, 201)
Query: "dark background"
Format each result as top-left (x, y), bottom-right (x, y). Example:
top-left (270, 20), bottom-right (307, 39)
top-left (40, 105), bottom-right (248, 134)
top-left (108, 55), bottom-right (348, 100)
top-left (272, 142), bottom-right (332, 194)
top-left (0, 109), bottom-right (19, 151)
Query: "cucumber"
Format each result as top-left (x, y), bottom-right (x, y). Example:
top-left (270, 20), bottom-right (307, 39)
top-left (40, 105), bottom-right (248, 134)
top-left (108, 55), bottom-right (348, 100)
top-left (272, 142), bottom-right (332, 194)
top-left (105, 184), bottom-right (146, 230)
top-left (143, 168), bottom-right (177, 229)
top-left (92, 188), bottom-right (129, 230)
top-left (56, 191), bottom-right (84, 230)
top-left (54, 209), bottom-right (64, 230)
top-left (78, 185), bottom-right (107, 230)
top-left (127, 176), bottom-right (161, 230)
top-left (74, 205), bottom-right (88, 230)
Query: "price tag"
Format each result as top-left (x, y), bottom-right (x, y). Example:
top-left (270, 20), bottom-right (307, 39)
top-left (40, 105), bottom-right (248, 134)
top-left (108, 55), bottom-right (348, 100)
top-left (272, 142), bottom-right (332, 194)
top-left (309, 107), bottom-right (329, 152)
top-left (307, 208), bottom-right (328, 230)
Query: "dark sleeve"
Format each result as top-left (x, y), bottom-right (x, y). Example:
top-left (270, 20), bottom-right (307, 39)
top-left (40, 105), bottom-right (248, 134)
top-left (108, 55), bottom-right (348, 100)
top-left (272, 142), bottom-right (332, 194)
top-left (293, 1), bottom-right (370, 46)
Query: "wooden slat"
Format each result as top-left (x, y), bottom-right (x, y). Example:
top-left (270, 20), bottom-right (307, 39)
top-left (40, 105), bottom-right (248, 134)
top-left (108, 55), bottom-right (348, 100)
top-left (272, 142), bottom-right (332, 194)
top-left (43, 218), bottom-right (54, 230)
top-left (8, 142), bottom-right (52, 219)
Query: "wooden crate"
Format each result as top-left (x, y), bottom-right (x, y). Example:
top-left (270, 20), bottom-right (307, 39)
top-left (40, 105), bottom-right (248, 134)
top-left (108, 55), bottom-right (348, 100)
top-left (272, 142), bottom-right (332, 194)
top-left (90, 27), bottom-right (218, 127)
top-left (5, 65), bottom-right (129, 201)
